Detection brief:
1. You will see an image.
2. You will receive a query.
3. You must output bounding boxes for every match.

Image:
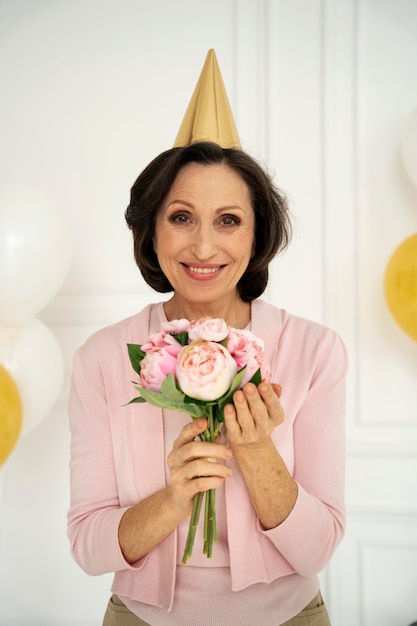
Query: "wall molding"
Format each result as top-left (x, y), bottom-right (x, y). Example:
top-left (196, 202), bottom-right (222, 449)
top-left (347, 440), bottom-right (417, 457)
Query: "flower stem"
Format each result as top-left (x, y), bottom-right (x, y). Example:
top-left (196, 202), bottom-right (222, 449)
top-left (181, 491), bottom-right (204, 564)
top-left (208, 405), bottom-right (215, 440)
top-left (203, 488), bottom-right (217, 557)
top-left (182, 406), bottom-right (220, 563)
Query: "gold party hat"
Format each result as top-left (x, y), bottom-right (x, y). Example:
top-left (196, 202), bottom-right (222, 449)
top-left (173, 49), bottom-right (241, 149)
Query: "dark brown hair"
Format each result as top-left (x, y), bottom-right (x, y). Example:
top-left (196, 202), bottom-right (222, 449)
top-left (125, 141), bottom-right (291, 302)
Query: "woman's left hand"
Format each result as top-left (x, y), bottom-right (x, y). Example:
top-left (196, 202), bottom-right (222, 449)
top-left (223, 382), bottom-right (297, 529)
top-left (223, 382), bottom-right (284, 447)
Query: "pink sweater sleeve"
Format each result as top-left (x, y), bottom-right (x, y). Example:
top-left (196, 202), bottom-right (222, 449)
top-left (261, 327), bottom-right (348, 576)
top-left (67, 334), bottom-right (147, 576)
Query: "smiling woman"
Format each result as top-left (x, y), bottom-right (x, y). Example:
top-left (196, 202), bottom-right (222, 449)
top-left (67, 139), bottom-right (347, 626)
top-left (67, 50), bottom-right (347, 626)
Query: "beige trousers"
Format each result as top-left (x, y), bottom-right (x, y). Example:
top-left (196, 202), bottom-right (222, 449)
top-left (102, 590), bottom-right (331, 625)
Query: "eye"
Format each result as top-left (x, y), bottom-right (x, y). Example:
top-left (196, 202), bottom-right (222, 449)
top-left (170, 212), bottom-right (191, 224)
top-left (219, 214), bottom-right (241, 226)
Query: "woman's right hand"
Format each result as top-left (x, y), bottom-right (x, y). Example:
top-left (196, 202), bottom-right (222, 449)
top-left (119, 418), bottom-right (232, 564)
top-left (167, 417), bottom-right (233, 516)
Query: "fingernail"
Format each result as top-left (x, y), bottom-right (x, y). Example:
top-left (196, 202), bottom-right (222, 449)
top-left (235, 390), bottom-right (245, 403)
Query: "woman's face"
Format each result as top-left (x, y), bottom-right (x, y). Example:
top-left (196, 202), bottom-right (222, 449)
top-left (154, 162), bottom-right (255, 313)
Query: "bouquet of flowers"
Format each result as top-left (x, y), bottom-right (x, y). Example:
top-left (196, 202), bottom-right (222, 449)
top-left (127, 317), bottom-right (270, 563)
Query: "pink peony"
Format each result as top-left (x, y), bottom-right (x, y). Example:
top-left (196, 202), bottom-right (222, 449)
top-left (176, 339), bottom-right (238, 401)
top-left (188, 318), bottom-right (229, 342)
top-left (227, 328), bottom-right (271, 386)
top-left (139, 344), bottom-right (182, 392)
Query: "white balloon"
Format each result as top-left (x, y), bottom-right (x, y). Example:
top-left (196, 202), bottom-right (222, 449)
top-left (0, 318), bottom-right (64, 436)
top-left (0, 185), bottom-right (72, 326)
top-left (401, 107), bottom-right (417, 188)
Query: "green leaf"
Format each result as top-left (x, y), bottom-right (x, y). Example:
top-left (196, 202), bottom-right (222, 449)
top-left (172, 331), bottom-right (189, 346)
top-left (125, 396), bottom-right (146, 405)
top-left (249, 368), bottom-right (262, 386)
top-left (160, 373), bottom-right (185, 402)
top-left (217, 367), bottom-right (247, 407)
top-left (180, 403), bottom-right (208, 419)
top-left (182, 395), bottom-right (213, 407)
top-left (127, 343), bottom-right (146, 375)
top-left (132, 385), bottom-right (207, 419)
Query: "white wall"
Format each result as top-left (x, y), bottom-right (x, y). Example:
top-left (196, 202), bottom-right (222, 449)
top-left (0, 1), bottom-right (416, 624)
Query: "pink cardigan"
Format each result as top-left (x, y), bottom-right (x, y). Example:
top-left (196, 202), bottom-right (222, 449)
top-left (67, 299), bottom-right (347, 611)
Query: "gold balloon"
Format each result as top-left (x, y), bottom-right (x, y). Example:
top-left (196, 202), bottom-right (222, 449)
top-left (384, 234), bottom-right (417, 342)
top-left (0, 364), bottom-right (22, 465)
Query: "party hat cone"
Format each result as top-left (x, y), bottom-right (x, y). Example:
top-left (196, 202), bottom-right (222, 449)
top-left (173, 49), bottom-right (241, 149)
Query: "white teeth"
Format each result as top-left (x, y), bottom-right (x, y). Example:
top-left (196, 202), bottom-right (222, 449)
top-left (188, 266), bottom-right (219, 274)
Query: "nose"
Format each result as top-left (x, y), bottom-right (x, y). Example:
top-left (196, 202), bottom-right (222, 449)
top-left (190, 222), bottom-right (218, 260)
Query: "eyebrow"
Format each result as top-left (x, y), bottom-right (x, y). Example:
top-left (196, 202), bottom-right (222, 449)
top-left (165, 199), bottom-right (245, 214)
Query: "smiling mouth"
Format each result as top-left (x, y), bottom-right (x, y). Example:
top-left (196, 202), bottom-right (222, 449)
top-left (183, 264), bottom-right (223, 274)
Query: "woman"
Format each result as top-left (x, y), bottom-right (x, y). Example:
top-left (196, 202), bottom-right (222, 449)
top-left (67, 141), bottom-right (347, 625)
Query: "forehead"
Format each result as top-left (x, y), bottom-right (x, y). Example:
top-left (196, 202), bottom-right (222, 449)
top-left (165, 162), bottom-right (251, 205)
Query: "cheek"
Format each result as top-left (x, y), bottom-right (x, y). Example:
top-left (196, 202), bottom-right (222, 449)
top-left (153, 224), bottom-right (170, 255)
top-left (153, 228), bottom-right (183, 263)
top-left (240, 230), bottom-right (256, 260)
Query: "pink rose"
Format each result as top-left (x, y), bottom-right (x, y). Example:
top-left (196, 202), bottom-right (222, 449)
top-left (141, 329), bottom-right (184, 353)
top-left (139, 344), bottom-right (182, 392)
top-left (161, 319), bottom-right (190, 334)
top-left (176, 339), bottom-right (238, 401)
top-left (227, 328), bottom-right (271, 386)
top-left (188, 318), bottom-right (229, 342)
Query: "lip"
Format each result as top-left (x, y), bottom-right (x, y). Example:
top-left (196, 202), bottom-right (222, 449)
top-left (181, 263), bottom-right (224, 280)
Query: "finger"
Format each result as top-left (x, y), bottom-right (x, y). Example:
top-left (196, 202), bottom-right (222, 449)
top-left (258, 382), bottom-right (282, 406)
top-left (172, 418), bottom-right (208, 450)
top-left (257, 382), bottom-right (285, 424)
top-left (170, 461), bottom-right (231, 508)
top-left (186, 457), bottom-right (233, 480)
top-left (240, 383), bottom-right (269, 423)
top-left (170, 453), bottom-right (233, 498)
top-left (178, 471), bottom-right (231, 500)
top-left (185, 440), bottom-right (233, 463)
top-left (223, 402), bottom-right (242, 439)
top-left (272, 383), bottom-right (282, 398)
top-left (230, 387), bottom-right (260, 431)
top-left (168, 439), bottom-right (232, 471)
top-left (237, 383), bottom-right (283, 430)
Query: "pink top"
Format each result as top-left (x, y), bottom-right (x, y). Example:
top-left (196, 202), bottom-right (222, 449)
top-left (67, 299), bottom-right (347, 622)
